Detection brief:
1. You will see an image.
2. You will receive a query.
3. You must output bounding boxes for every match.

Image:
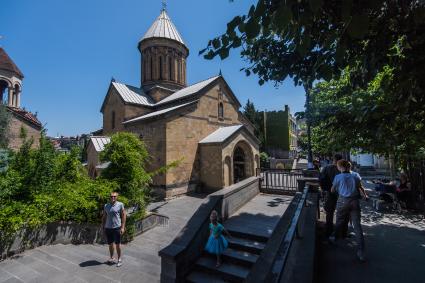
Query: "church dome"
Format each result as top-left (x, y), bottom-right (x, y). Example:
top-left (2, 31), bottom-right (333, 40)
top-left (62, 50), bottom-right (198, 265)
top-left (138, 8), bottom-right (189, 92)
top-left (139, 10), bottom-right (187, 49)
top-left (0, 48), bottom-right (24, 78)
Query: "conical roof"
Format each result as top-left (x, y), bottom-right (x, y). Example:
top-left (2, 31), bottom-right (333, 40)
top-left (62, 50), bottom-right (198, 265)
top-left (0, 48), bottom-right (24, 78)
top-left (140, 10), bottom-right (186, 47)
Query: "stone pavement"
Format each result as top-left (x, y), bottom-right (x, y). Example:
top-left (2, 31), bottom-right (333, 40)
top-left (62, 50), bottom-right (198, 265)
top-left (0, 193), bottom-right (207, 283)
top-left (317, 181), bottom-right (425, 283)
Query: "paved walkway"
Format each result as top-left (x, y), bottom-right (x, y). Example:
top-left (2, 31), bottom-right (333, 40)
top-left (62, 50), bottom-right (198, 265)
top-left (225, 193), bottom-right (293, 238)
top-left (0, 194), bottom-right (207, 283)
top-left (318, 181), bottom-right (425, 283)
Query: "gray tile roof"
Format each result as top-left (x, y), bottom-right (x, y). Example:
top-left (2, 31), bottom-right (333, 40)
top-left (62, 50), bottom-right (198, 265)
top-left (199, 125), bottom-right (243, 144)
top-left (90, 136), bottom-right (110, 152)
top-left (112, 82), bottom-right (155, 106)
top-left (123, 101), bottom-right (198, 124)
top-left (141, 10), bottom-right (186, 46)
top-left (157, 76), bottom-right (219, 105)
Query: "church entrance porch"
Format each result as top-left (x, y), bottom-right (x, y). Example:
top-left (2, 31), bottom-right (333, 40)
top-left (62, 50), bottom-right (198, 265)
top-left (199, 125), bottom-right (259, 192)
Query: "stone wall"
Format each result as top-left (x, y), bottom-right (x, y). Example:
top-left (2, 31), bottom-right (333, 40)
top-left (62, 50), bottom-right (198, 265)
top-left (1, 213), bottom-right (168, 260)
top-left (125, 119), bottom-right (167, 190)
top-left (163, 82), bottom-right (246, 197)
top-left (7, 115), bottom-right (41, 150)
top-left (102, 87), bottom-right (151, 135)
top-left (159, 177), bottom-right (260, 282)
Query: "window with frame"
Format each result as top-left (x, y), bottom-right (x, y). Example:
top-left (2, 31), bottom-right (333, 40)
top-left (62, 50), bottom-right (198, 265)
top-left (111, 111), bottom-right (116, 129)
top-left (218, 102), bottom-right (224, 119)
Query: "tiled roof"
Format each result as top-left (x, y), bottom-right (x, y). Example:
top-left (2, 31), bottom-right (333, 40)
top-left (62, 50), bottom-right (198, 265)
top-left (112, 82), bottom-right (155, 106)
top-left (90, 136), bottom-right (110, 152)
top-left (156, 76), bottom-right (219, 105)
top-left (0, 48), bottom-right (24, 78)
top-left (140, 10), bottom-right (186, 47)
top-left (7, 107), bottom-right (41, 129)
top-left (199, 125), bottom-right (243, 144)
top-left (123, 101), bottom-right (197, 124)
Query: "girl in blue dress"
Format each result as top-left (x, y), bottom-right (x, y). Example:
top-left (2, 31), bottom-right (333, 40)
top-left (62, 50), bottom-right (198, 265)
top-left (205, 210), bottom-right (230, 267)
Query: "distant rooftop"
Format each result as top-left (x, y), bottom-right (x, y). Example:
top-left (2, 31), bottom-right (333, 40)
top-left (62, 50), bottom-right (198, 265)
top-left (0, 47), bottom-right (24, 78)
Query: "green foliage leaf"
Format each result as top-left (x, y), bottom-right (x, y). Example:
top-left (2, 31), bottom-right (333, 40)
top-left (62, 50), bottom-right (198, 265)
top-left (347, 14), bottom-right (369, 39)
top-left (219, 48), bottom-right (230, 60)
top-left (309, 0), bottom-right (323, 15)
top-left (273, 4), bottom-right (292, 31)
top-left (245, 18), bottom-right (261, 39)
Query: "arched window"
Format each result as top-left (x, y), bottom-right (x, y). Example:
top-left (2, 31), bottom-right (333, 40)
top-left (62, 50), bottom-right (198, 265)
top-left (218, 102), bottom-right (224, 119)
top-left (0, 80), bottom-right (8, 104)
top-left (169, 57), bottom-right (173, 81)
top-left (150, 57), bottom-right (153, 80)
top-left (111, 111), bottom-right (116, 129)
top-left (177, 59), bottom-right (181, 83)
top-left (159, 56), bottom-right (163, 80)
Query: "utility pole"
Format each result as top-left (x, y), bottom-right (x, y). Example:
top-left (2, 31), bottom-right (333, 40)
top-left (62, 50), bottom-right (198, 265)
top-left (263, 110), bottom-right (267, 146)
top-left (304, 81), bottom-right (314, 169)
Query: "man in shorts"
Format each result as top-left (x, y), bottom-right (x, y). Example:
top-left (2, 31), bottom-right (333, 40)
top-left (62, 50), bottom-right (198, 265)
top-left (102, 192), bottom-right (126, 267)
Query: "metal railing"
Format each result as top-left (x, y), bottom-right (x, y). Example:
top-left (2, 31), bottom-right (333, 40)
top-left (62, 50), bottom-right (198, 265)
top-left (272, 187), bottom-right (309, 283)
top-left (257, 168), bottom-right (304, 192)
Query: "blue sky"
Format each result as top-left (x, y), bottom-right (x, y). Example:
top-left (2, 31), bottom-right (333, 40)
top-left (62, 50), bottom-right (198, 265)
top-left (1, 0), bottom-right (306, 137)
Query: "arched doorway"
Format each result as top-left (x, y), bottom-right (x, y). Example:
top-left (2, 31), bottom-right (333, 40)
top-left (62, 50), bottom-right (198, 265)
top-left (233, 147), bottom-right (246, 183)
top-left (232, 141), bottom-right (254, 184)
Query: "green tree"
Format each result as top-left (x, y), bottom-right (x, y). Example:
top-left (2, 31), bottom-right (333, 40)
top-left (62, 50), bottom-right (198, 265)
top-left (100, 132), bottom-right (151, 209)
top-left (243, 99), bottom-right (265, 148)
top-left (0, 104), bottom-right (11, 148)
top-left (201, 0), bottom-right (425, 166)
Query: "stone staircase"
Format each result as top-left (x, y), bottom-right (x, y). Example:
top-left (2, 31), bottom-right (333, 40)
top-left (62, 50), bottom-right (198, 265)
top-left (186, 194), bottom-right (292, 283)
top-left (186, 231), bottom-right (267, 282)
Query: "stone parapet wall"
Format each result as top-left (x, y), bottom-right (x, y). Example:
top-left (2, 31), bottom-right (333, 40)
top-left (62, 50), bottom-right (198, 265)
top-left (1, 213), bottom-right (167, 260)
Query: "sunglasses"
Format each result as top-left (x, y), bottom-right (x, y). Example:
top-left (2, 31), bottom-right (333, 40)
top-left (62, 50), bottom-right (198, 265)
top-left (110, 195), bottom-right (117, 198)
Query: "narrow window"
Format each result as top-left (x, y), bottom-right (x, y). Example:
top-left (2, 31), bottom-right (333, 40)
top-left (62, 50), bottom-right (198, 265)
top-left (159, 56), bottom-right (163, 80)
top-left (111, 111), bottom-right (116, 129)
top-left (169, 57), bottom-right (173, 81)
top-left (177, 59), bottom-right (181, 83)
top-left (218, 103), bottom-right (224, 119)
top-left (150, 57), bottom-right (153, 80)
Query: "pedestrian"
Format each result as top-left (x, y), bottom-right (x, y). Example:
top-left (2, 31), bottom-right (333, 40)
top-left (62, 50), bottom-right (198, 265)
top-left (205, 210), bottom-right (231, 267)
top-left (319, 153), bottom-right (343, 237)
top-left (330, 160), bottom-right (367, 262)
top-left (102, 191), bottom-right (126, 267)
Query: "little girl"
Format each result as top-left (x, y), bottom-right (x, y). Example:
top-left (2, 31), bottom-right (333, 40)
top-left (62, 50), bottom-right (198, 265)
top-left (205, 210), bottom-right (230, 267)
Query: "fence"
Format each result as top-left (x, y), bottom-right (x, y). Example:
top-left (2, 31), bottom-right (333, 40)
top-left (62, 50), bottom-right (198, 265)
top-left (256, 168), bottom-right (304, 193)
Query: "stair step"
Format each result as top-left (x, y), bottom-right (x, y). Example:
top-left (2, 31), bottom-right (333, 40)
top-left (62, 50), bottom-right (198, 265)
top-left (194, 256), bottom-right (249, 283)
top-left (227, 228), bottom-right (269, 243)
top-left (186, 270), bottom-right (228, 283)
top-left (227, 237), bottom-right (266, 255)
top-left (205, 248), bottom-right (258, 267)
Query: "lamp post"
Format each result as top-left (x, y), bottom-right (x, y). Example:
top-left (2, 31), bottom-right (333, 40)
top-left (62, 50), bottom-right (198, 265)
top-left (304, 81), bottom-right (314, 169)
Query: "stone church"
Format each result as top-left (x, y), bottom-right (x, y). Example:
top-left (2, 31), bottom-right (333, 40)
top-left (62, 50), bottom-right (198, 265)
top-left (88, 8), bottom-right (259, 198)
top-left (0, 47), bottom-right (42, 150)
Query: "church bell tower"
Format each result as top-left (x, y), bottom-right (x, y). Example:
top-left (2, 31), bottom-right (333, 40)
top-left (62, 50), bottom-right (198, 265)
top-left (138, 6), bottom-right (189, 94)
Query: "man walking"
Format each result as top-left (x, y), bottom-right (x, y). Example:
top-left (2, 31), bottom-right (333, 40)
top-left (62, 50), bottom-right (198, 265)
top-left (320, 154), bottom-right (342, 237)
top-left (102, 192), bottom-right (126, 267)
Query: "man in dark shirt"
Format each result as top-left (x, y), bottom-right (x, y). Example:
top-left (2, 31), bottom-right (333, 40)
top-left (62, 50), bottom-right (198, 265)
top-left (320, 154), bottom-right (342, 237)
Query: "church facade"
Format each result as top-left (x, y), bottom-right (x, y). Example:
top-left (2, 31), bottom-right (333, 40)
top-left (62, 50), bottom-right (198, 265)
top-left (88, 9), bottom-right (259, 198)
top-left (0, 48), bottom-right (42, 150)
